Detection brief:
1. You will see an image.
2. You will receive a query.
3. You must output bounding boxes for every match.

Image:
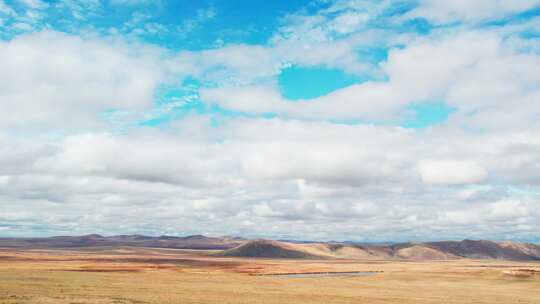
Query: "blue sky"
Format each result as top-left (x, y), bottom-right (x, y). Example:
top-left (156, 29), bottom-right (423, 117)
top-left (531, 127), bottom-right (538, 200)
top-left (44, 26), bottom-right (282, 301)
top-left (0, 0), bottom-right (463, 129)
top-left (1, 0), bottom-right (540, 242)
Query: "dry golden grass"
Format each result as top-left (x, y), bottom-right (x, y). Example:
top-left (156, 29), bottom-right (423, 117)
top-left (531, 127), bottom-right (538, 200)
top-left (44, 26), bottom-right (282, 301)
top-left (0, 247), bottom-right (539, 304)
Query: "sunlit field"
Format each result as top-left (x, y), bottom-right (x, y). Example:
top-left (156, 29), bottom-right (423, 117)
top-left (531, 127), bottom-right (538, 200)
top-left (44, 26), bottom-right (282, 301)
top-left (1, 247), bottom-right (539, 304)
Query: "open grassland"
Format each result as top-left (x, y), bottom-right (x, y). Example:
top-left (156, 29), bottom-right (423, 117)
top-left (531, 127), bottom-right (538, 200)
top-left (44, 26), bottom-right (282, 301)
top-left (0, 247), bottom-right (539, 304)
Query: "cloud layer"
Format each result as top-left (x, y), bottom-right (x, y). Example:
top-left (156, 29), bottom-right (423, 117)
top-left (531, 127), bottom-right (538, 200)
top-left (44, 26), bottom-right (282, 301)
top-left (0, 0), bottom-right (539, 242)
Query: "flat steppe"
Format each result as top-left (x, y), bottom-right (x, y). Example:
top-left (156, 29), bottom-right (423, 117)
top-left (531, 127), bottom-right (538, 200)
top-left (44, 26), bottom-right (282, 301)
top-left (0, 247), bottom-right (539, 304)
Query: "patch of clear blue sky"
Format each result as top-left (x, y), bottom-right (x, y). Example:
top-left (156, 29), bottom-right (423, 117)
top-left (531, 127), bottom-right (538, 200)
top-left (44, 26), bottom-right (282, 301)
top-left (481, 5), bottom-right (540, 27)
top-left (1, 0), bottom-right (318, 49)
top-left (327, 102), bottom-right (455, 128)
top-left (278, 65), bottom-right (365, 100)
top-left (372, 0), bottom-right (433, 35)
top-left (357, 47), bottom-right (389, 64)
top-left (328, 103), bottom-right (455, 129)
top-left (403, 102), bottom-right (456, 128)
top-left (122, 0), bottom-right (319, 49)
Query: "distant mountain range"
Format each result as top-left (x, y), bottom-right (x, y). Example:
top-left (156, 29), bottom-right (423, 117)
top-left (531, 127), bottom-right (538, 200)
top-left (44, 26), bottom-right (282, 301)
top-left (0, 234), bottom-right (244, 250)
top-left (220, 239), bottom-right (540, 261)
top-left (1, 235), bottom-right (539, 261)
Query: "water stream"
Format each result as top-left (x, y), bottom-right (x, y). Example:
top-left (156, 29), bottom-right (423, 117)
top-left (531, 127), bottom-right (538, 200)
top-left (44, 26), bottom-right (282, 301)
top-left (259, 271), bottom-right (380, 278)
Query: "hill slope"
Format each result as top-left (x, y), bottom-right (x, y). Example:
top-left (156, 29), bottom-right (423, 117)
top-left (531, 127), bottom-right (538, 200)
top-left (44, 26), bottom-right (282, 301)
top-left (426, 240), bottom-right (540, 260)
top-left (393, 245), bottom-right (459, 260)
top-left (220, 240), bottom-right (321, 259)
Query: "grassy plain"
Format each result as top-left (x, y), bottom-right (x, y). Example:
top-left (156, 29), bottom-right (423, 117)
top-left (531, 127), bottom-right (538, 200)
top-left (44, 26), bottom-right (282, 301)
top-left (0, 247), bottom-right (539, 304)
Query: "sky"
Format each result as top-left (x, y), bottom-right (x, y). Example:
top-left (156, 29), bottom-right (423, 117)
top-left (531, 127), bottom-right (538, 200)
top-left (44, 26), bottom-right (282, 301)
top-left (1, 0), bottom-right (540, 242)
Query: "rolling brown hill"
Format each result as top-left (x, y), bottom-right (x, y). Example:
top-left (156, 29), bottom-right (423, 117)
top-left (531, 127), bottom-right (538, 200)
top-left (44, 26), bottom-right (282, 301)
top-left (425, 240), bottom-right (540, 260)
top-left (219, 240), bottom-right (321, 259)
top-left (220, 242), bottom-right (459, 260)
top-left (393, 245), bottom-right (459, 260)
top-left (220, 240), bottom-right (540, 261)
